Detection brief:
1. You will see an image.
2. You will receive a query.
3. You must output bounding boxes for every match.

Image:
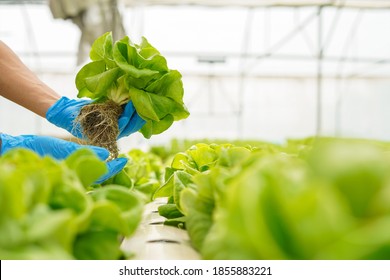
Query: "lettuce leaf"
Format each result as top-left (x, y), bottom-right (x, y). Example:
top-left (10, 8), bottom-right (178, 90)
top-left (75, 31), bottom-right (189, 138)
top-left (0, 148), bottom-right (145, 260)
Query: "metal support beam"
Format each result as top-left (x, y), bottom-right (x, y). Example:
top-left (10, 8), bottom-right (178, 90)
top-left (246, 9), bottom-right (319, 72)
top-left (316, 5), bottom-right (323, 136)
top-left (237, 7), bottom-right (254, 139)
top-left (334, 9), bottom-right (364, 136)
top-left (16, 51), bottom-right (390, 65)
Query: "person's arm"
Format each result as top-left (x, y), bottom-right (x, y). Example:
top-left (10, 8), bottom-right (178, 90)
top-left (0, 40), bottom-right (60, 118)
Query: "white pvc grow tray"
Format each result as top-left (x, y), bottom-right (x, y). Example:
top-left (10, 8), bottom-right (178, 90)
top-left (121, 198), bottom-right (201, 260)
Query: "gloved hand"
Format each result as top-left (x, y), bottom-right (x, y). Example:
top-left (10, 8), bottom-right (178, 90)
top-left (0, 133), bottom-right (127, 184)
top-left (46, 96), bottom-right (146, 139)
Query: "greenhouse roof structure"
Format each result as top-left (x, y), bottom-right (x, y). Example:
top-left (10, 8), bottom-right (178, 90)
top-left (126, 0), bottom-right (390, 9)
top-left (1, 0), bottom-right (390, 8)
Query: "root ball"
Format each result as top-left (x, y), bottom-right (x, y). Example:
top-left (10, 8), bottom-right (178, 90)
top-left (76, 100), bottom-right (123, 160)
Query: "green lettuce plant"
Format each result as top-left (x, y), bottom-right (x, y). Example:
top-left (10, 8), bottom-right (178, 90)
top-left (0, 148), bottom-right (144, 260)
top-left (155, 139), bottom-right (390, 260)
top-left (75, 32), bottom-right (189, 158)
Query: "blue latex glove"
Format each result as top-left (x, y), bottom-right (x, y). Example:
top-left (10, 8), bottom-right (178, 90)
top-left (0, 133), bottom-right (127, 184)
top-left (117, 101), bottom-right (146, 137)
top-left (46, 96), bottom-right (146, 139)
